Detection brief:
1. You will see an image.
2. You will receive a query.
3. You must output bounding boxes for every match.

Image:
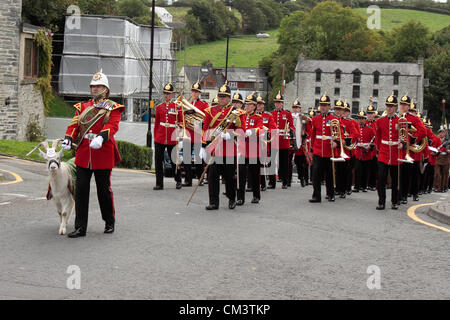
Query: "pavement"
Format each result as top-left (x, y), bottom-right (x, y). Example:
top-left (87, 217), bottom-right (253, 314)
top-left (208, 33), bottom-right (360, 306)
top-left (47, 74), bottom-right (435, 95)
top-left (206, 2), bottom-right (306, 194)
top-left (428, 201), bottom-right (450, 225)
top-left (0, 155), bottom-right (449, 300)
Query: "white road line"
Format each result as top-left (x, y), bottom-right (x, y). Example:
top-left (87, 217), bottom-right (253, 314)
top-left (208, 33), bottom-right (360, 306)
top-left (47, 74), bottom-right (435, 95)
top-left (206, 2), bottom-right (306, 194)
top-left (1, 193), bottom-right (28, 198)
top-left (27, 197), bottom-right (47, 201)
top-left (0, 202), bottom-right (11, 206)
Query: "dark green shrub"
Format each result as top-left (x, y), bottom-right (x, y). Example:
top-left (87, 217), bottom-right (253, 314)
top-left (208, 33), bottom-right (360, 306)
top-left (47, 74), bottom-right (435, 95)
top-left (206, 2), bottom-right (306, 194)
top-left (116, 140), bottom-right (153, 170)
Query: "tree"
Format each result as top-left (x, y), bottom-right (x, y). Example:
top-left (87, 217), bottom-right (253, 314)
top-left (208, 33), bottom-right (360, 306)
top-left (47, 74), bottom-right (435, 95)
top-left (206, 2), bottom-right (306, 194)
top-left (22, 0), bottom-right (72, 32)
top-left (117, 0), bottom-right (151, 19)
top-left (424, 48), bottom-right (450, 126)
top-left (388, 21), bottom-right (434, 62)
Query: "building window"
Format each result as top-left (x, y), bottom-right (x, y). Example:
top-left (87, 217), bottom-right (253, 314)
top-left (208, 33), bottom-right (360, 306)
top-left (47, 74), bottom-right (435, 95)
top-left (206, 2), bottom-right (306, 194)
top-left (352, 85), bottom-right (360, 98)
top-left (229, 81), bottom-right (237, 89)
top-left (334, 87), bottom-right (340, 96)
top-left (201, 92), bottom-right (210, 99)
top-left (393, 90), bottom-right (398, 97)
top-left (393, 71), bottom-right (400, 85)
top-left (373, 71), bottom-right (380, 85)
top-left (335, 69), bottom-right (341, 83)
top-left (315, 87), bottom-right (321, 95)
top-left (315, 69), bottom-right (321, 82)
top-left (24, 38), bottom-right (39, 78)
top-left (352, 69), bottom-right (361, 83)
top-left (315, 99), bottom-right (319, 108)
top-left (373, 89), bottom-right (379, 97)
top-left (206, 81), bottom-right (214, 88)
top-left (352, 101), bottom-right (359, 114)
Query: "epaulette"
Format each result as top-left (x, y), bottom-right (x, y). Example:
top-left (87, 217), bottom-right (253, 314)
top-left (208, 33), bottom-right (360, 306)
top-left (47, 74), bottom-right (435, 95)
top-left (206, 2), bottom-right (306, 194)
top-left (73, 103), bottom-right (82, 112)
top-left (112, 103), bottom-right (125, 111)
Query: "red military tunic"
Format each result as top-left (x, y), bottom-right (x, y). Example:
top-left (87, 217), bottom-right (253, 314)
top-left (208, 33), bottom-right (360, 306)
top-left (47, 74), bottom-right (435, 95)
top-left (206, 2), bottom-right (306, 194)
top-left (339, 116), bottom-right (359, 159)
top-left (202, 104), bottom-right (246, 158)
top-left (271, 109), bottom-right (295, 150)
top-left (376, 114), bottom-right (401, 166)
top-left (259, 111), bottom-right (277, 159)
top-left (65, 99), bottom-right (124, 170)
top-left (154, 101), bottom-right (183, 145)
top-left (238, 112), bottom-right (263, 159)
top-left (366, 119), bottom-right (378, 158)
top-left (184, 98), bottom-right (209, 143)
top-left (354, 123), bottom-right (376, 161)
top-left (310, 112), bottom-right (340, 158)
top-left (428, 132), bottom-right (442, 166)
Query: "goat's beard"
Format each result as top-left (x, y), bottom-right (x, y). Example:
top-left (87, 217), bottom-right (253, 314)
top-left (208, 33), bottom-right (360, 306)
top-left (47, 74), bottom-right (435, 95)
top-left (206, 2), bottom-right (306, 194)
top-left (91, 87), bottom-right (108, 102)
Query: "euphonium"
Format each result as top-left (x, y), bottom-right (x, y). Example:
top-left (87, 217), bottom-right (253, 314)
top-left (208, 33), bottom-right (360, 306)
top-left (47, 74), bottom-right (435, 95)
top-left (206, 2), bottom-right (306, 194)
top-left (175, 94), bottom-right (205, 131)
top-left (330, 119), bottom-right (348, 161)
top-left (343, 130), bottom-right (357, 150)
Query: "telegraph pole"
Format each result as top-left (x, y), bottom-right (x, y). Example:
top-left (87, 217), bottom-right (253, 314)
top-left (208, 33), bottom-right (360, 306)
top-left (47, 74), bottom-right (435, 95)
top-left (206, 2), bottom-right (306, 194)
top-left (146, 0), bottom-right (156, 148)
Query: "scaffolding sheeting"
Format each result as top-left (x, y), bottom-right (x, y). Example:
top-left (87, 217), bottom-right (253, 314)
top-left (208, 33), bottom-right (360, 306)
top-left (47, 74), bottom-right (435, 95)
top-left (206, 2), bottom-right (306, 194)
top-left (59, 15), bottom-right (174, 97)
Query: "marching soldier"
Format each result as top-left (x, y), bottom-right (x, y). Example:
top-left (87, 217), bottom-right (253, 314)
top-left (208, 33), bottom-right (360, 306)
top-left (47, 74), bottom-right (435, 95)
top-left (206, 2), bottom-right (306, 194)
top-left (309, 94), bottom-right (340, 203)
top-left (334, 100), bottom-right (358, 198)
top-left (182, 81), bottom-right (209, 187)
top-left (289, 99), bottom-right (311, 187)
top-left (397, 94), bottom-right (426, 204)
top-left (271, 91), bottom-right (295, 189)
top-left (232, 91), bottom-right (244, 110)
top-left (62, 69), bottom-right (125, 238)
top-left (199, 82), bottom-right (246, 210)
top-left (375, 94), bottom-right (401, 210)
top-left (256, 94), bottom-right (276, 191)
top-left (237, 93), bottom-right (263, 205)
top-left (343, 102), bottom-right (359, 195)
top-left (435, 126), bottom-right (449, 193)
top-left (366, 103), bottom-right (378, 191)
top-left (353, 109), bottom-right (376, 192)
top-left (153, 82), bottom-right (183, 191)
top-left (407, 103), bottom-right (426, 201)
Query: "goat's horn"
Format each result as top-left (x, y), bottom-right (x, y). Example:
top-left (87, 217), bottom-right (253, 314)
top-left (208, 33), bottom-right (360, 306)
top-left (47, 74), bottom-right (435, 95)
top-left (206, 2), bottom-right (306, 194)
top-left (26, 142), bottom-right (43, 156)
top-left (52, 139), bottom-right (62, 149)
top-left (42, 140), bottom-right (49, 150)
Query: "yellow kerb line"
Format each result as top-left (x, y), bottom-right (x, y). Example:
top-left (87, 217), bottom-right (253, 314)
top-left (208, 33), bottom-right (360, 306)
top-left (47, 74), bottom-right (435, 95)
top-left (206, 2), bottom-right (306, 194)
top-left (407, 203), bottom-right (450, 234)
top-left (0, 169), bottom-right (23, 185)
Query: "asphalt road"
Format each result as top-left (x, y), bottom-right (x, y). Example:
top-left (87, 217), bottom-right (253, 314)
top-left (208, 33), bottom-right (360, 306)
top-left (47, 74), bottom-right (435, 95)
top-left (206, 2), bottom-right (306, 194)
top-left (0, 156), bottom-right (449, 300)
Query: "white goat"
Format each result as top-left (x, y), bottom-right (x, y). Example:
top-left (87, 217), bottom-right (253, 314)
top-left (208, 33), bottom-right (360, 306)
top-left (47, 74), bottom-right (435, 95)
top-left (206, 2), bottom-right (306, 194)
top-left (34, 140), bottom-right (75, 235)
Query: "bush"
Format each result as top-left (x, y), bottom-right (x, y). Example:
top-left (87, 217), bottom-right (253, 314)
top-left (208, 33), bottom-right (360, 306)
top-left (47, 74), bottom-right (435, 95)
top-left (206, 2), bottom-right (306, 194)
top-left (116, 140), bottom-right (153, 170)
top-left (25, 114), bottom-right (45, 142)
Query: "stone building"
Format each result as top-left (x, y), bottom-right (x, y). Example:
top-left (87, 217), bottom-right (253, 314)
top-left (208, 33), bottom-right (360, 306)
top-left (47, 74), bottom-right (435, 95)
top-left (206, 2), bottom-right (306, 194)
top-left (0, 0), bottom-right (45, 141)
top-left (285, 55), bottom-right (424, 113)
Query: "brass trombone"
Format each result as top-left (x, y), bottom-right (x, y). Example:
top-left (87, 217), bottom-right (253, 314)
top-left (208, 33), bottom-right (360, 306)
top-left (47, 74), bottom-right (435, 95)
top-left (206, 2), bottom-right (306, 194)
top-left (329, 119), bottom-right (347, 189)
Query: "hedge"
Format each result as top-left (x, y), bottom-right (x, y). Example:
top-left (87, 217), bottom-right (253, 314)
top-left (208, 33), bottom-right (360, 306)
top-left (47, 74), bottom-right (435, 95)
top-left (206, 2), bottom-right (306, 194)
top-left (116, 140), bottom-right (152, 170)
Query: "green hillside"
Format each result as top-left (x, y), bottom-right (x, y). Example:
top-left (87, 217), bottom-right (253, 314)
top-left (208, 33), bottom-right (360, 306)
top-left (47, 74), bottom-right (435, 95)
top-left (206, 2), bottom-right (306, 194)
top-left (353, 8), bottom-right (450, 31)
top-left (165, 6), bottom-right (242, 23)
top-left (176, 30), bottom-right (279, 69)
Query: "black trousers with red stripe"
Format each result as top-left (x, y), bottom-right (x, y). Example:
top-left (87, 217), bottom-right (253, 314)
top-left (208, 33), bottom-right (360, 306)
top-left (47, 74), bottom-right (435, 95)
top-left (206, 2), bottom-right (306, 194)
top-left (75, 166), bottom-right (115, 231)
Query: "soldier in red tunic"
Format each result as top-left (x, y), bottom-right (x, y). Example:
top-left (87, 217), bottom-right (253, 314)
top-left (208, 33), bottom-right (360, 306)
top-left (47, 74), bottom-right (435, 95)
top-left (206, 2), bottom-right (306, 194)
top-left (375, 94), bottom-right (401, 210)
top-left (182, 81), bottom-right (209, 187)
top-left (153, 82), bottom-right (184, 190)
top-left (62, 70), bottom-right (124, 238)
top-left (271, 91), bottom-right (295, 189)
top-left (397, 94), bottom-right (427, 204)
top-left (236, 93), bottom-right (264, 205)
top-left (309, 94), bottom-right (340, 203)
top-left (365, 102), bottom-right (378, 191)
top-left (255, 94), bottom-right (276, 191)
top-left (200, 82), bottom-right (246, 210)
top-left (353, 109), bottom-right (376, 192)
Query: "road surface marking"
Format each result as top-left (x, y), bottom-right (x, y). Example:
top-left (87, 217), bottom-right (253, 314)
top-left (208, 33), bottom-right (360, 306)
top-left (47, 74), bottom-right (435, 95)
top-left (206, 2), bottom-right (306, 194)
top-left (0, 202), bottom-right (11, 206)
top-left (0, 169), bottom-right (23, 185)
top-left (407, 203), bottom-right (450, 234)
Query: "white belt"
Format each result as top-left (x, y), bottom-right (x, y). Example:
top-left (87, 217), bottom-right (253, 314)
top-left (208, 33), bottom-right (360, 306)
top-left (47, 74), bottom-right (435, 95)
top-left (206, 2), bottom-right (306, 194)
top-left (160, 122), bottom-right (177, 128)
top-left (381, 140), bottom-right (399, 145)
top-left (316, 135), bottom-right (332, 140)
top-left (85, 133), bottom-right (97, 140)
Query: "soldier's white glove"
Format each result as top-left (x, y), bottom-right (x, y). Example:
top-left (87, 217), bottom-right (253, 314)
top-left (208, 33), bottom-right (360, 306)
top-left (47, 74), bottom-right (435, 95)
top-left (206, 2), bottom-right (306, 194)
top-left (221, 132), bottom-right (231, 140)
top-left (245, 129), bottom-right (253, 137)
top-left (61, 138), bottom-right (72, 151)
top-left (90, 135), bottom-right (104, 149)
top-left (199, 147), bottom-right (207, 161)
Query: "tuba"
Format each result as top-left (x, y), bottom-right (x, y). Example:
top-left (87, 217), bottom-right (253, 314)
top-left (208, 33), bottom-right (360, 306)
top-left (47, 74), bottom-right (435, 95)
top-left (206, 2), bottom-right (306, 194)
top-left (330, 119), bottom-right (349, 161)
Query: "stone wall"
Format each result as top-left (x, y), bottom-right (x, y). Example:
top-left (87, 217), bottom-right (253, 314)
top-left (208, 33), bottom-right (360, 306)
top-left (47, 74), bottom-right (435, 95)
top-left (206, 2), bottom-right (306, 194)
top-left (17, 81), bottom-right (45, 141)
top-left (0, 0), bottom-right (22, 140)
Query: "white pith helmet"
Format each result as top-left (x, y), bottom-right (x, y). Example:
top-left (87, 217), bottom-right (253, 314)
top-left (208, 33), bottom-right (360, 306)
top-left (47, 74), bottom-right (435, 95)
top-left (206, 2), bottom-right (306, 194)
top-left (90, 69), bottom-right (110, 90)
